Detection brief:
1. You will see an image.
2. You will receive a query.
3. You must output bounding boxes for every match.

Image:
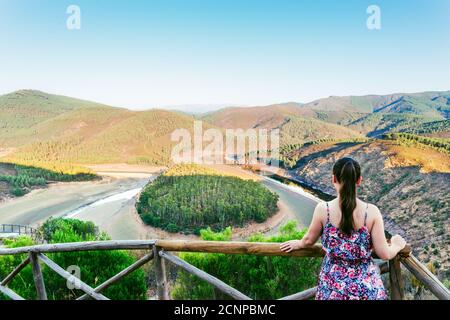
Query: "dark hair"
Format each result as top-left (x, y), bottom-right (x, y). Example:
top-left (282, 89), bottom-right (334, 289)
top-left (332, 157), bottom-right (361, 235)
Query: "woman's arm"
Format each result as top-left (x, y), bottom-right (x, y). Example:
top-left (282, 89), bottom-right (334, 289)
top-left (280, 202), bottom-right (325, 252)
top-left (370, 206), bottom-right (406, 260)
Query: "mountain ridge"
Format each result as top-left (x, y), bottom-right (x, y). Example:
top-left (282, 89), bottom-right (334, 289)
top-left (1, 89), bottom-right (449, 166)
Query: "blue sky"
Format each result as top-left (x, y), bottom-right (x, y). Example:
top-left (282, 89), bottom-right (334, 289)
top-left (0, 0), bottom-right (449, 110)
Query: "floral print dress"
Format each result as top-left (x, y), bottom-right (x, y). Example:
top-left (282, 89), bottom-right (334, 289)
top-left (316, 202), bottom-right (387, 300)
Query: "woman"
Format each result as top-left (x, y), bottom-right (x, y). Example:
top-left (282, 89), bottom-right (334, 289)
top-left (280, 157), bottom-right (406, 300)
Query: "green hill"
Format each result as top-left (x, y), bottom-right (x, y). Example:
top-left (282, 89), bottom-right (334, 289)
top-left (200, 103), bottom-right (365, 147)
top-left (348, 113), bottom-right (442, 137)
top-left (200, 102), bottom-right (304, 129)
top-left (202, 91), bottom-right (449, 139)
top-left (4, 109), bottom-right (206, 166)
top-left (1, 89), bottom-right (449, 168)
top-left (0, 89), bottom-right (118, 131)
top-left (400, 119), bottom-right (450, 138)
top-left (0, 90), bottom-right (210, 167)
top-left (280, 116), bottom-right (364, 146)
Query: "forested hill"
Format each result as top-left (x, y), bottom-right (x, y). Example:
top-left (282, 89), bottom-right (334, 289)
top-left (0, 90), bottom-right (216, 166)
top-left (202, 91), bottom-right (450, 138)
top-left (0, 89), bottom-right (449, 167)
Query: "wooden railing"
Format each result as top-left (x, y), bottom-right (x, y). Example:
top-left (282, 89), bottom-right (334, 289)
top-left (0, 224), bottom-right (42, 244)
top-left (0, 240), bottom-right (448, 300)
top-left (0, 224), bottom-right (39, 236)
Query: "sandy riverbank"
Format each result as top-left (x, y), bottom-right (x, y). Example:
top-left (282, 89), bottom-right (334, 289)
top-left (1, 163), bottom-right (318, 241)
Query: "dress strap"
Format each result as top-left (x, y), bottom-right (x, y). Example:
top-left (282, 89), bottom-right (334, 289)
top-left (326, 202), bottom-right (330, 223)
top-left (364, 202), bottom-right (369, 226)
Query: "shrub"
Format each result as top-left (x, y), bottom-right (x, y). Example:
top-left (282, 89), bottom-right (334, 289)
top-left (0, 219), bottom-right (147, 300)
top-left (171, 221), bottom-right (321, 300)
top-left (11, 187), bottom-right (25, 196)
top-left (41, 217), bottom-right (97, 242)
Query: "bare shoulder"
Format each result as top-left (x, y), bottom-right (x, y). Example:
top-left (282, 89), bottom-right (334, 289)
top-left (313, 201), bottom-right (327, 220)
top-left (315, 201), bottom-right (327, 213)
top-left (366, 202), bottom-right (383, 224)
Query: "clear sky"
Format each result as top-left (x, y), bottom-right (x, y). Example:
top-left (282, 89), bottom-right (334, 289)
top-left (1, 0), bottom-right (449, 110)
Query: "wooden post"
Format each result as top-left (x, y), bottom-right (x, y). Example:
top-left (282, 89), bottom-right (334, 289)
top-left (153, 246), bottom-right (169, 300)
top-left (29, 252), bottom-right (47, 300)
top-left (389, 256), bottom-right (404, 300)
top-left (400, 255), bottom-right (450, 300)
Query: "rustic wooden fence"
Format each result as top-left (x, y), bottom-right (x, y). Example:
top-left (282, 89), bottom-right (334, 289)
top-left (0, 224), bottom-right (42, 243)
top-left (0, 224), bottom-right (39, 236)
top-left (0, 240), bottom-right (448, 300)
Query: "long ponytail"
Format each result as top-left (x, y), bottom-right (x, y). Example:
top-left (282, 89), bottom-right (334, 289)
top-left (332, 157), bottom-right (361, 235)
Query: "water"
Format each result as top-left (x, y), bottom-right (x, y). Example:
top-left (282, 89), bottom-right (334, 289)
top-left (0, 169), bottom-right (324, 239)
top-left (65, 187), bottom-right (143, 218)
top-left (0, 177), bottom-right (152, 239)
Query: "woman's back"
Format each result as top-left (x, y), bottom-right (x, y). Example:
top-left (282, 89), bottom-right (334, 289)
top-left (280, 157), bottom-right (406, 300)
top-left (322, 200), bottom-right (372, 262)
top-left (316, 200), bottom-right (387, 300)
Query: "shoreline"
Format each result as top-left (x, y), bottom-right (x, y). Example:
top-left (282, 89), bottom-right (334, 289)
top-left (1, 163), bottom-right (322, 241)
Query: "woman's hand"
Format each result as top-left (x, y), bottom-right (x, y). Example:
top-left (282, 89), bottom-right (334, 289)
top-left (280, 240), bottom-right (302, 253)
top-left (390, 234), bottom-right (406, 250)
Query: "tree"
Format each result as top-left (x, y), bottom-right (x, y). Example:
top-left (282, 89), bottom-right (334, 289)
top-left (171, 221), bottom-right (322, 299)
top-left (0, 218), bottom-right (147, 300)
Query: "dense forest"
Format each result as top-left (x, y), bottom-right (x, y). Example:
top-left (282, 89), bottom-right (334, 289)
top-left (0, 162), bottom-right (97, 197)
top-left (136, 165), bottom-right (279, 234)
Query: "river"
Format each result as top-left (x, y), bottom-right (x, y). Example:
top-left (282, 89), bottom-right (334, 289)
top-left (0, 176), bottom-right (154, 239)
top-left (0, 168), bottom-right (321, 240)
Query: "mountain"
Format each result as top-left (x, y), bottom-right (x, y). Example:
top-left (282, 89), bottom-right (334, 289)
top-left (199, 102), bottom-right (304, 129)
top-left (0, 89), bottom-right (117, 130)
top-left (199, 102), bottom-right (365, 146)
top-left (279, 116), bottom-right (364, 146)
top-left (1, 89), bottom-right (449, 167)
top-left (202, 91), bottom-right (450, 138)
top-left (0, 90), bottom-right (212, 166)
top-left (347, 113), bottom-right (442, 137)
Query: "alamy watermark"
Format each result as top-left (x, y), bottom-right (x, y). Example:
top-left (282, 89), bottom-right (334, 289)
top-left (171, 121), bottom-right (280, 169)
top-left (66, 5), bottom-right (81, 30)
top-left (366, 5), bottom-right (381, 30)
top-left (66, 265), bottom-right (82, 290)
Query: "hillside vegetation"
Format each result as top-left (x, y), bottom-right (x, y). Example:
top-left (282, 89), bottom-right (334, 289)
top-left (173, 222), bottom-right (321, 299)
top-left (0, 90), bottom-right (215, 166)
top-left (0, 89), bottom-right (115, 132)
top-left (0, 218), bottom-right (147, 300)
top-left (0, 162), bottom-right (97, 199)
top-left (1, 90), bottom-right (449, 167)
top-left (284, 140), bottom-right (449, 279)
top-left (280, 116), bottom-right (364, 146)
top-left (136, 164), bottom-right (279, 234)
top-left (400, 119), bottom-right (450, 138)
top-left (201, 91), bottom-right (449, 146)
top-left (384, 133), bottom-right (450, 155)
top-left (348, 113), bottom-right (442, 137)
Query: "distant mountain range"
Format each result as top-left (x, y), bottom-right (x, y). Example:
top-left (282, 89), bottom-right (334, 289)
top-left (0, 89), bottom-right (448, 166)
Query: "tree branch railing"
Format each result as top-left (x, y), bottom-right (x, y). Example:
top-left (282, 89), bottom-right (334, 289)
top-left (0, 240), bottom-right (448, 301)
